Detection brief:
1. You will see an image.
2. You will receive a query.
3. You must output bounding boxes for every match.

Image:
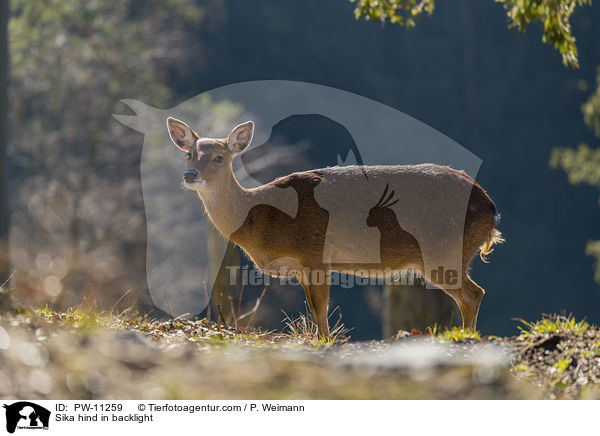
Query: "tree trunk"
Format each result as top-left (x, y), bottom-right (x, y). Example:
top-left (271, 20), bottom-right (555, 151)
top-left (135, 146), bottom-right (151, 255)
top-left (0, 0), bottom-right (11, 311)
top-left (383, 279), bottom-right (460, 337)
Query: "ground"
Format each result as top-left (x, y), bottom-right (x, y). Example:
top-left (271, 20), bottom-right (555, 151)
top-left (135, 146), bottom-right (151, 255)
top-left (0, 308), bottom-right (598, 399)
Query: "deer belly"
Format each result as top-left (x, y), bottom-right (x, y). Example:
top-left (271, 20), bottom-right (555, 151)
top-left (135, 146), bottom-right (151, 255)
top-left (321, 217), bottom-right (381, 264)
top-left (255, 255), bottom-right (304, 278)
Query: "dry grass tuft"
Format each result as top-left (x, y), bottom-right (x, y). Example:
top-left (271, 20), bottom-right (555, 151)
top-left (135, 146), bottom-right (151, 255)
top-left (282, 305), bottom-right (352, 345)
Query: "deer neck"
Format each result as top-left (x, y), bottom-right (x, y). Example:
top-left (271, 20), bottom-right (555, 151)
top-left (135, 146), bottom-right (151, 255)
top-left (197, 167), bottom-right (255, 238)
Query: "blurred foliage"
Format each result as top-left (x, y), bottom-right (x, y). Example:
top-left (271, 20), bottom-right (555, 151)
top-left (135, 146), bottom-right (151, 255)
top-left (351, 0), bottom-right (435, 28)
top-left (587, 241), bottom-right (600, 283)
top-left (551, 68), bottom-right (600, 283)
top-left (551, 144), bottom-right (600, 190)
top-left (583, 68), bottom-right (600, 137)
top-left (350, 0), bottom-right (591, 68)
top-left (8, 0), bottom-right (214, 308)
top-left (498, 0), bottom-right (591, 68)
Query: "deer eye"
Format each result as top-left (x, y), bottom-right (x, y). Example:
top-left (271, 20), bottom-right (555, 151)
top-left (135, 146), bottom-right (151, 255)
top-left (212, 155), bottom-right (224, 163)
top-left (185, 152), bottom-right (192, 161)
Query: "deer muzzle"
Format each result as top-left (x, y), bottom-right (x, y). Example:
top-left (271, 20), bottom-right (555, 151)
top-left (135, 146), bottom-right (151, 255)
top-left (183, 170), bottom-right (198, 183)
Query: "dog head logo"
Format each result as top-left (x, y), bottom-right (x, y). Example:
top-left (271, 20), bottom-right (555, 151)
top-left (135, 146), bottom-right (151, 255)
top-left (3, 402), bottom-right (50, 433)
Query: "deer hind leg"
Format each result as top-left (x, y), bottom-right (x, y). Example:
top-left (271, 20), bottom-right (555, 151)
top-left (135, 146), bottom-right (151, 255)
top-left (442, 274), bottom-right (485, 331)
top-left (300, 276), bottom-right (330, 340)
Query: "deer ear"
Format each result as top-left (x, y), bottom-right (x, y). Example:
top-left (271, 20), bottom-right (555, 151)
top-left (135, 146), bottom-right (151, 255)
top-left (226, 121), bottom-right (254, 155)
top-left (167, 117), bottom-right (197, 151)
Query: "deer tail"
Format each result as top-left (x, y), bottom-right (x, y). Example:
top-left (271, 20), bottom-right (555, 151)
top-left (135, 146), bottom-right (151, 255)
top-left (479, 228), bottom-right (504, 263)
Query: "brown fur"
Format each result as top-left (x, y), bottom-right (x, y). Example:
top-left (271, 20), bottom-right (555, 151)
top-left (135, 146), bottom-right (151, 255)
top-left (229, 168), bottom-right (501, 337)
top-left (167, 118), bottom-right (503, 338)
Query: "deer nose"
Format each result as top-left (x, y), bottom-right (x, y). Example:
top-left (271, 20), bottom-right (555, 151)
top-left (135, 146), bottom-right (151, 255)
top-left (183, 170), bottom-right (198, 183)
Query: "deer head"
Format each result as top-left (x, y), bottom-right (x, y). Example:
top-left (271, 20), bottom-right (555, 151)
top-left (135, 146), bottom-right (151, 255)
top-left (166, 117), bottom-right (254, 192)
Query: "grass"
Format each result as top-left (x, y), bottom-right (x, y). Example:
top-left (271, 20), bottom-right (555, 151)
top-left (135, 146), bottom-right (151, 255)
top-left (509, 313), bottom-right (600, 398)
top-left (1, 305), bottom-right (536, 400)
top-left (282, 305), bottom-right (351, 346)
top-left (393, 323), bottom-right (482, 342)
top-left (553, 357), bottom-right (571, 374)
top-left (435, 326), bottom-right (481, 342)
top-left (513, 363), bottom-right (531, 373)
top-left (34, 305), bottom-right (118, 331)
top-left (516, 313), bottom-right (589, 339)
top-left (32, 304), bottom-right (353, 347)
top-left (34, 304), bottom-right (481, 345)
top-left (4, 304), bottom-right (600, 399)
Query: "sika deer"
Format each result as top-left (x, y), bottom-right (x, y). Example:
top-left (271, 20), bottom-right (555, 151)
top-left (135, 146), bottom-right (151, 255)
top-left (167, 117), bottom-right (503, 339)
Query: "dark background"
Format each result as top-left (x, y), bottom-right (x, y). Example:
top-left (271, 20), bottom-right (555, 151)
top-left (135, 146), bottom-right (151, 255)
top-left (6, 0), bottom-right (600, 338)
top-left (183, 0), bottom-right (600, 336)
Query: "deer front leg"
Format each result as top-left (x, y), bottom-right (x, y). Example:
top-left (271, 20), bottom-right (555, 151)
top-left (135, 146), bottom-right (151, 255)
top-left (301, 277), bottom-right (331, 340)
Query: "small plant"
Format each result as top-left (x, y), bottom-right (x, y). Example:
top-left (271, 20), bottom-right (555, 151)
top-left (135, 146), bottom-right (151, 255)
top-left (513, 363), bottom-right (528, 372)
top-left (553, 357), bottom-right (571, 374)
top-left (517, 313), bottom-right (589, 339)
top-left (36, 306), bottom-right (110, 330)
top-left (512, 363), bottom-right (537, 378)
top-left (282, 305), bottom-right (351, 345)
top-left (436, 326), bottom-right (481, 342)
top-left (425, 323), bottom-right (439, 336)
